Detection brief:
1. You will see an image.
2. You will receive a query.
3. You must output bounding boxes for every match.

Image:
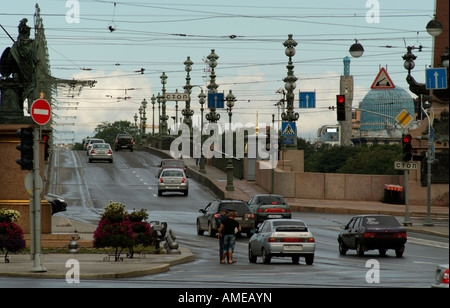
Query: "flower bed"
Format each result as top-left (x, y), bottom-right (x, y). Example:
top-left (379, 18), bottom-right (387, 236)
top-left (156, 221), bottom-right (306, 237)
top-left (93, 201), bottom-right (152, 261)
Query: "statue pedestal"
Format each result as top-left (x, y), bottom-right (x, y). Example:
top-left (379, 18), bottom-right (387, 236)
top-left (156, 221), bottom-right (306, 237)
top-left (0, 124), bottom-right (51, 234)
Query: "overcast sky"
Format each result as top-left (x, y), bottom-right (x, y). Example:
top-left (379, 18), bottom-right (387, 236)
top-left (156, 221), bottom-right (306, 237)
top-left (0, 0), bottom-right (438, 143)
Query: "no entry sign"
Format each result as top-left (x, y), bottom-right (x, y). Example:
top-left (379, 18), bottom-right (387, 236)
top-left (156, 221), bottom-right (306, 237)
top-left (31, 99), bottom-right (51, 125)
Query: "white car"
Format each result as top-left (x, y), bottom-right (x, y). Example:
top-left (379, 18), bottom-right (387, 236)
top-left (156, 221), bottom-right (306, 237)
top-left (88, 143), bottom-right (113, 163)
top-left (86, 138), bottom-right (105, 155)
top-left (157, 168), bottom-right (189, 196)
top-left (248, 219), bottom-right (315, 265)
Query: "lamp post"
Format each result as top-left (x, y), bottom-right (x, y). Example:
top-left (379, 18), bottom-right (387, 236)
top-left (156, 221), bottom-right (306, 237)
top-left (160, 72), bottom-right (169, 135)
top-left (138, 106), bottom-right (143, 136)
top-left (225, 90), bottom-right (236, 191)
top-left (133, 113), bottom-right (138, 142)
top-left (141, 98), bottom-right (147, 139)
top-left (183, 56), bottom-right (194, 133)
top-left (198, 89), bottom-right (206, 174)
top-left (349, 39), bottom-right (364, 58)
top-left (281, 34), bottom-right (299, 148)
top-left (205, 49), bottom-right (220, 123)
top-left (157, 93), bottom-right (161, 135)
top-left (151, 95), bottom-right (156, 136)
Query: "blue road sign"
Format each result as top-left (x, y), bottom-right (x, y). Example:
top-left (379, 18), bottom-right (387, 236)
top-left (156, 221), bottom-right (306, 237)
top-left (207, 93), bottom-right (225, 108)
top-left (283, 137), bottom-right (294, 145)
top-left (281, 122), bottom-right (296, 136)
top-left (426, 68), bottom-right (447, 90)
top-left (299, 91), bottom-right (316, 108)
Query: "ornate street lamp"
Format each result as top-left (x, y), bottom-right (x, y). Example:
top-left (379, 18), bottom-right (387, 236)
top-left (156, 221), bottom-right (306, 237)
top-left (225, 90), bottom-right (236, 191)
top-left (138, 105), bottom-right (143, 136)
top-left (141, 98), bottom-right (147, 138)
top-left (182, 56), bottom-right (194, 133)
top-left (157, 93), bottom-right (162, 135)
top-left (205, 49), bottom-right (220, 123)
top-left (198, 89), bottom-right (206, 174)
top-left (281, 34), bottom-right (299, 128)
top-left (151, 95), bottom-right (156, 136)
top-left (402, 46), bottom-right (417, 76)
top-left (160, 72), bottom-right (169, 135)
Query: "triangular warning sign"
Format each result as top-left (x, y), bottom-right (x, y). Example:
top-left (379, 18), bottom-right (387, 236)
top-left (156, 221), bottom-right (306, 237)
top-left (371, 67), bottom-right (395, 89)
top-left (282, 123), bottom-right (295, 135)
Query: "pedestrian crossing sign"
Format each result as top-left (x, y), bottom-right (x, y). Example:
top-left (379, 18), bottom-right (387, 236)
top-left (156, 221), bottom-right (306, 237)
top-left (281, 122), bottom-right (296, 136)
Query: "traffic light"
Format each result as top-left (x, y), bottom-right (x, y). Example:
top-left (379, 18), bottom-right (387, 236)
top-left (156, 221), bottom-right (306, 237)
top-left (336, 95), bottom-right (346, 121)
top-left (43, 135), bottom-right (50, 161)
top-left (16, 127), bottom-right (34, 170)
top-left (402, 134), bottom-right (412, 162)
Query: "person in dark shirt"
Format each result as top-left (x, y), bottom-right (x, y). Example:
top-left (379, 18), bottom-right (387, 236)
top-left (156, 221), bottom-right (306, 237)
top-left (218, 211), bottom-right (241, 264)
top-left (216, 208), bottom-right (228, 262)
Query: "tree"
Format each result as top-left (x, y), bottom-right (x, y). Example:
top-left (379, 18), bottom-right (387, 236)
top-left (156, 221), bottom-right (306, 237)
top-left (93, 120), bottom-right (133, 146)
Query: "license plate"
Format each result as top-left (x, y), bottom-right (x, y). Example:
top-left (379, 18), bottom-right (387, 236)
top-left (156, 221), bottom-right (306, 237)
top-left (235, 217), bottom-right (242, 220)
top-left (284, 245), bottom-right (302, 251)
top-left (98, 151), bottom-right (105, 154)
top-left (267, 215), bottom-right (282, 218)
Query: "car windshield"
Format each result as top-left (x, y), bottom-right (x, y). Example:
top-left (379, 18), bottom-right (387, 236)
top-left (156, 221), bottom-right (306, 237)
top-left (362, 216), bottom-right (401, 227)
top-left (162, 170), bottom-right (184, 177)
top-left (90, 139), bottom-right (104, 144)
top-left (259, 195), bottom-right (286, 204)
top-left (219, 202), bottom-right (251, 214)
top-left (163, 160), bottom-right (184, 167)
top-left (273, 220), bottom-right (307, 232)
top-left (94, 144), bottom-right (110, 149)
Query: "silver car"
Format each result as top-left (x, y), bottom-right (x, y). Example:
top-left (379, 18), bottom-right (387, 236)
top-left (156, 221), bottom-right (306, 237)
top-left (248, 219), bottom-right (315, 265)
top-left (88, 143), bottom-right (113, 163)
top-left (86, 138), bottom-right (105, 155)
top-left (431, 264), bottom-right (449, 288)
top-left (157, 168), bottom-right (189, 196)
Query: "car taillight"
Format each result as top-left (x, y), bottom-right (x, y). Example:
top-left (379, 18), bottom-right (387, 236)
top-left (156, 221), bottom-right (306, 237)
top-left (394, 232), bottom-right (407, 238)
top-left (90, 149), bottom-right (95, 154)
top-left (181, 177), bottom-right (186, 183)
top-left (131, 139), bottom-right (133, 143)
top-left (442, 269), bottom-right (449, 284)
top-left (245, 214), bottom-right (254, 218)
top-left (364, 232), bottom-right (377, 238)
top-left (268, 237), bottom-right (314, 243)
top-left (214, 214), bottom-right (219, 218)
top-left (159, 177), bottom-right (164, 183)
top-left (108, 149), bottom-right (113, 154)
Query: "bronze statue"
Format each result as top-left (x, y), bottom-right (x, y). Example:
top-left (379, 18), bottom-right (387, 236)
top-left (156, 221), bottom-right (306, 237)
top-left (0, 18), bottom-right (38, 123)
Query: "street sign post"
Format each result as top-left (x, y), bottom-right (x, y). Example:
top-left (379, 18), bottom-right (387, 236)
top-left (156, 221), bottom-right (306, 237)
top-left (165, 92), bottom-right (190, 101)
top-left (299, 91), bottom-right (316, 108)
top-left (426, 67), bottom-right (447, 90)
top-left (395, 109), bottom-right (413, 129)
top-left (31, 99), bottom-right (51, 125)
top-left (394, 161), bottom-right (418, 170)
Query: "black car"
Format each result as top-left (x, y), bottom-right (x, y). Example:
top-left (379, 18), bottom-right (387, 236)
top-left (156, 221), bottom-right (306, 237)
top-left (44, 193), bottom-right (68, 215)
top-left (247, 194), bottom-right (292, 224)
top-left (197, 200), bottom-right (255, 237)
top-left (338, 215), bottom-right (407, 257)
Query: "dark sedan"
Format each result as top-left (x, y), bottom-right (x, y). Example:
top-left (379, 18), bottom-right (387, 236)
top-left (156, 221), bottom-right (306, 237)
top-left (197, 200), bottom-right (255, 237)
top-left (247, 194), bottom-right (291, 224)
top-left (338, 215), bottom-right (407, 257)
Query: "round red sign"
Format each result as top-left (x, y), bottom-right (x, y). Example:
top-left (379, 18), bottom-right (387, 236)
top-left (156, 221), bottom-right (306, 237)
top-left (31, 99), bottom-right (51, 125)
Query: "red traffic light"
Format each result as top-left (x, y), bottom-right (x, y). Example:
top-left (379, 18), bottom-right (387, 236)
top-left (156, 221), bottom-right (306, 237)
top-left (402, 134), bottom-right (411, 143)
top-left (337, 95), bottom-right (345, 103)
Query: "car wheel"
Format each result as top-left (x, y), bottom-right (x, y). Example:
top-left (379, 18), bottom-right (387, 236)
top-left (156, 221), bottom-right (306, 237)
top-left (395, 246), bottom-right (405, 258)
top-left (338, 240), bottom-right (347, 255)
top-left (109, 159), bottom-right (113, 163)
top-left (183, 190), bottom-right (188, 196)
top-left (88, 159), bottom-right (92, 163)
top-left (356, 241), bottom-right (365, 256)
top-left (208, 223), bottom-right (216, 238)
top-left (158, 190), bottom-right (163, 196)
top-left (305, 255), bottom-right (314, 265)
top-left (196, 220), bottom-right (204, 236)
top-left (379, 249), bottom-right (387, 257)
top-left (262, 248), bottom-right (271, 264)
top-left (248, 245), bottom-right (257, 263)
top-left (292, 256), bottom-right (300, 264)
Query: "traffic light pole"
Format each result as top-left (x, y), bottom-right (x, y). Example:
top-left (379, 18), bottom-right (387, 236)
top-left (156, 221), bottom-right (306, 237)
top-left (31, 126), bottom-right (46, 272)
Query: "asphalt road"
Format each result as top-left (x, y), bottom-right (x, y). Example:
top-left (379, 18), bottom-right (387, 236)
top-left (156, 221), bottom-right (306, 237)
top-left (23, 148), bottom-right (450, 288)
